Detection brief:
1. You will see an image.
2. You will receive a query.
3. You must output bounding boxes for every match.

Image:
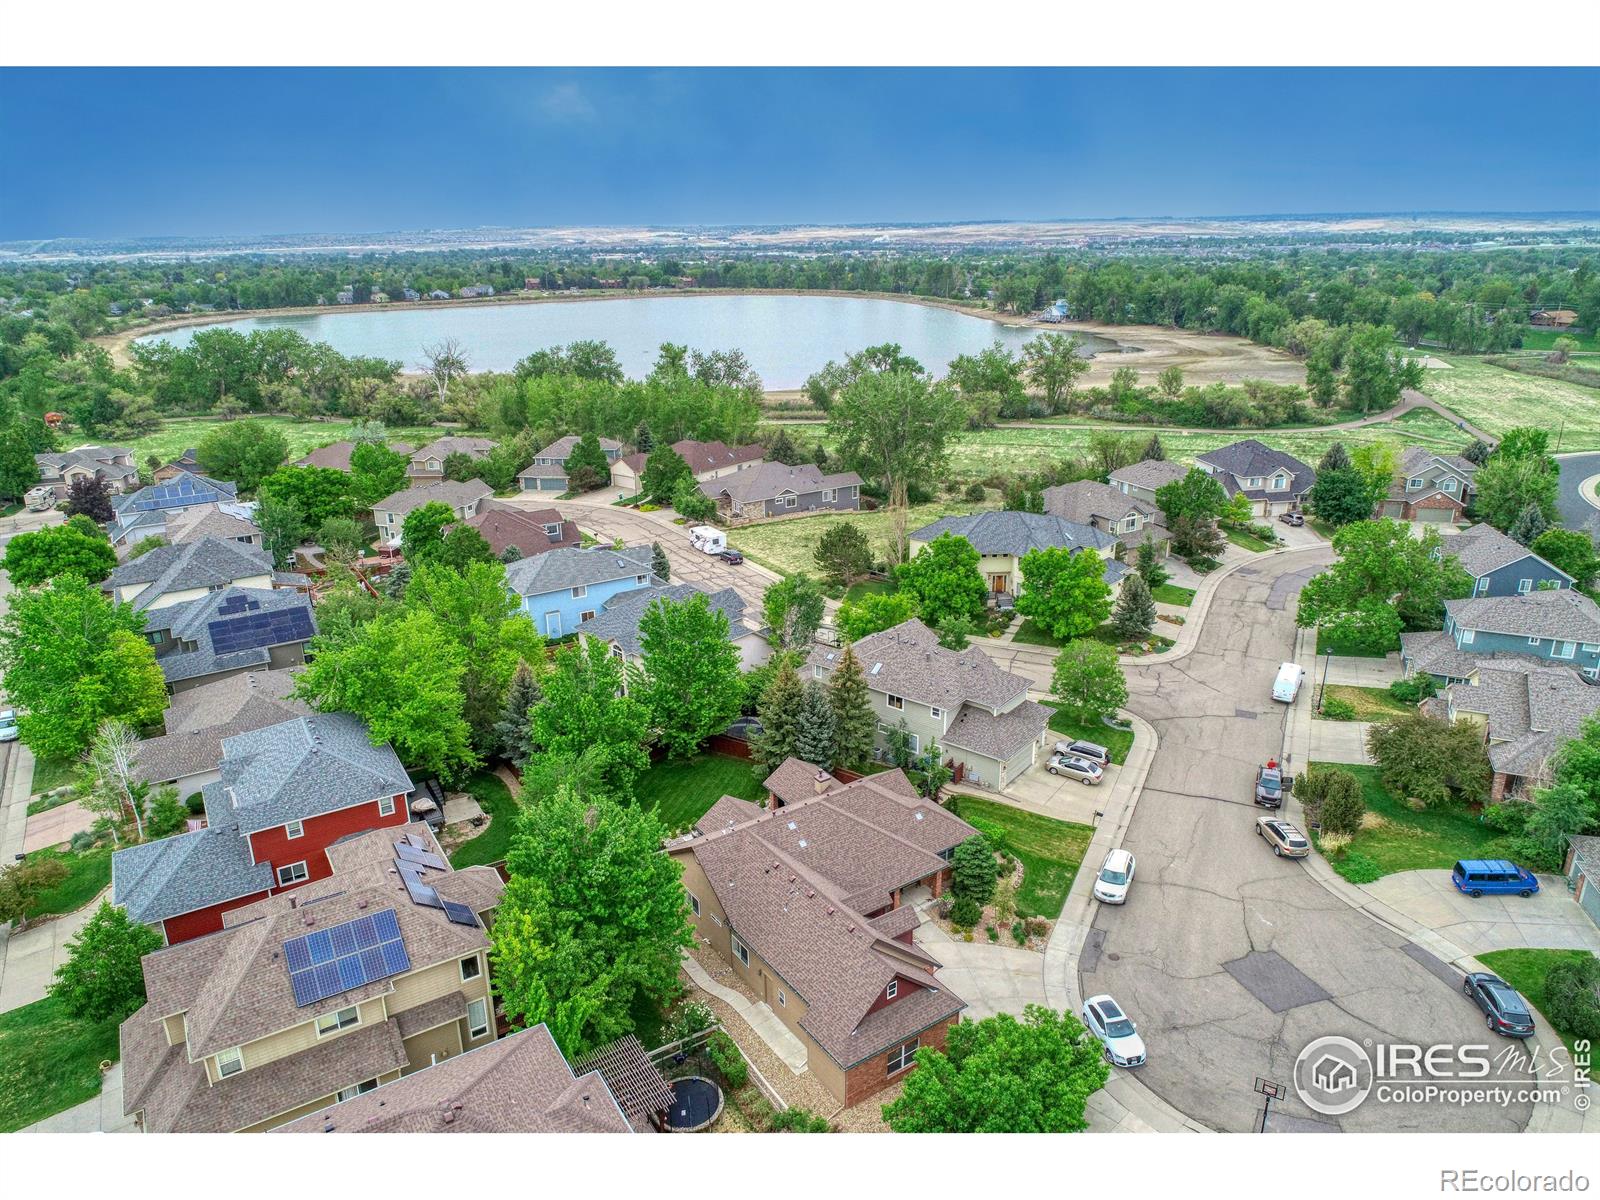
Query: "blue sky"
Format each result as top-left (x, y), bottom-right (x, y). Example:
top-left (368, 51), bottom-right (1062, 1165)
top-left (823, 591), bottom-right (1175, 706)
top-left (1, 67), bottom-right (1595, 240)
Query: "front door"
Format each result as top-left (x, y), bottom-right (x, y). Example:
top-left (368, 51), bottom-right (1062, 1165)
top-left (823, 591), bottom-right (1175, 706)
top-left (545, 611), bottom-right (562, 637)
top-left (990, 573), bottom-right (1008, 593)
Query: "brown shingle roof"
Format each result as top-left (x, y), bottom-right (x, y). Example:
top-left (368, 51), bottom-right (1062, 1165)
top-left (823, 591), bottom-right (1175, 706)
top-left (808, 618), bottom-right (1030, 714)
top-left (696, 794), bottom-right (766, 836)
top-left (464, 503), bottom-right (580, 559)
top-left (132, 671), bottom-right (310, 786)
top-left (764, 756), bottom-right (843, 806)
top-left (669, 439), bottom-right (765, 476)
top-left (294, 441), bottom-right (414, 471)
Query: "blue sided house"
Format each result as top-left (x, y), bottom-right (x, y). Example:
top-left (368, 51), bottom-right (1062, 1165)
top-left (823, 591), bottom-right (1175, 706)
top-left (503, 544), bottom-right (660, 639)
top-left (1439, 523), bottom-right (1575, 598)
top-left (1409, 589), bottom-right (1600, 682)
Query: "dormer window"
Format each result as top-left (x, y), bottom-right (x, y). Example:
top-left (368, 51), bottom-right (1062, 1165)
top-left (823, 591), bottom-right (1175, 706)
top-left (1408, 477), bottom-right (1425, 490)
top-left (1442, 478), bottom-right (1457, 493)
top-left (1271, 474), bottom-right (1286, 490)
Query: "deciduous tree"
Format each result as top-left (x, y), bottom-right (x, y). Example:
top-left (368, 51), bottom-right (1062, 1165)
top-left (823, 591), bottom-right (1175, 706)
top-left (1050, 639), bottom-right (1128, 723)
top-left (257, 465), bottom-right (355, 528)
top-left (529, 640), bottom-right (652, 802)
top-left (64, 475), bottom-right (115, 522)
top-left (49, 901), bottom-right (162, 1023)
top-left (1366, 712), bottom-right (1491, 809)
top-left (1473, 455), bottom-right (1559, 532)
top-left (255, 493), bottom-right (305, 569)
top-left (1297, 520), bottom-right (1472, 646)
top-left (196, 419), bottom-right (289, 493)
top-left (349, 440), bottom-right (409, 509)
top-left (1015, 547), bottom-right (1111, 641)
top-left (0, 857), bottom-right (70, 932)
top-left (1307, 466), bottom-right (1377, 527)
top-left (1021, 333), bottom-right (1091, 414)
top-left (895, 532), bottom-right (987, 626)
top-left (1530, 529), bottom-right (1600, 591)
top-left (641, 445), bottom-right (692, 505)
top-left (634, 593), bottom-right (745, 758)
top-left (401, 500), bottom-right (456, 561)
top-left (1154, 468), bottom-right (1226, 529)
top-left (1, 522), bottom-right (116, 588)
top-left (1169, 513), bottom-right (1224, 563)
top-left (763, 573), bottom-right (826, 650)
top-left (835, 590), bottom-right (917, 642)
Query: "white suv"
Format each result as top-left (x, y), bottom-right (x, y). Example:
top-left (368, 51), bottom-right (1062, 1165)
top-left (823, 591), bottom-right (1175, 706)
top-left (1082, 994), bottom-right (1146, 1067)
top-left (0, 709), bottom-right (17, 743)
top-left (1092, 848), bottom-right (1136, 904)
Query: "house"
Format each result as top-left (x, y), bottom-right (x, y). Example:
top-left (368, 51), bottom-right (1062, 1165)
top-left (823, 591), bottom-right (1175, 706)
top-left (151, 448), bottom-right (201, 482)
top-left (1107, 458), bottom-right (1190, 506)
top-left (762, 756), bottom-right (927, 813)
top-left (457, 284), bottom-right (496, 299)
top-left (701, 462), bottom-right (863, 520)
top-left (909, 511), bottom-right (1124, 599)
top-left (1562, 836), bottom-right (1600, 932)
top-left (1042, 479), bottom-right (1168, 555)
top-left (142, 587), bottom-right (318, 693)
top-left (1530, 309), bottom-right (1579, 328)
top-left (1378, 446), bottom-right (1478, 523)
top-left (504, 545), bottom-right (659, 639)
top-left (110, 475), bottom-right (241, 547)
top-left (1403, 590), bottom-right (1600, 683)
top-left (519, 435), bottom-right (625, 494)
top-left (1440, 523), bottom-right (1574, 597)
top-left (335, 287), bottom-right (355, 305)
top-left (1193, 440), bottom-right (1315, 516)
top-left (610, 439), bottom-right (765, 497)
top-left (807, 619), bottom-right (1052, 789)
top-left (105, 536), bottom-right (291, 612)
top-left (132, 671), bottom-right (311, 797)
top-left (275, 1024), bottom-right (658, 1133)
top-left (149, 502), bottom-right (264, 553)
top-left (668, 771), bottom-right (974, 1105)
top-left (463, 501), bottom-right (581, 560)
top-left (34, 444), bottom-right (139, 499)
top-left (427, 289), bottom-right (451, 301)
top-left (406, 436), bottom-right (496, 486)
top-left (111, 713), bottom-right (415, 945)
top-left (575, 582), bottom-right (771, 677)
top-left (294, 440), bottom-right (415, 472)
top-left (372, 479), bottom-right (493, 546)
top-left (118, 823), bottom-right (504, 1132)
top-left (1438, 661), bottom-right (1600, 800)
top-left (401, 288), bottom-right (421, 302)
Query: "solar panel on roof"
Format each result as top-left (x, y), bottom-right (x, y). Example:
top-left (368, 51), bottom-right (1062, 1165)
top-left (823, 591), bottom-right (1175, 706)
top-left (206, 606), bottom-right (314, 655)
top-left (395, 842), bottom-right (447, 871)
top-left (283, 908), bottom-right (410, 1007)
top-left (441, 900), bottom-right (479, 928)
top-left (397, 861), bottom-right (442, 909)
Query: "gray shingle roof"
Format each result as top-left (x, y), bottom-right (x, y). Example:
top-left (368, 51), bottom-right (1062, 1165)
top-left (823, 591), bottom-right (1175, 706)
top-left (575, 582), bottom-right (750, 656)
top-left (133, 671), bottom-right (311, 786)
top-left (943, 698), bottom-right (1051, 762)
top-left (203, 712), bottom-right (412, 835)
top-left (1440, 524), bottom-right (1572, 583)
top-left (112, 825), bottom-right (275, 924)
top-left (1107, 458), bottom-right (1189, 492)
top-left (410, 436), bottom-right (496, 466)
top-left (161, 503), bottom-right (262, 547)
top-left (1568, 834), bottom-right (1600, 883)
top-left (1401, 632), bottom-right (1552, 681)
top-left (703, 461), bottom-right (861, 504)
top-left (531, 435), bottom-right (623, 463)
top-left (1446, 589), bottom-right (1600, 642)
top-left (108, 536), bottom-right (274, 610)
top-left (1194, 440), bottom-right (1316, 499)
top-left (808, 618), bottom-right (1030, 713)
top-left (373, 478), bottom-right (493, 518)
top-left (36, 445), bottom-right (138, 482)
top-left (1042, 480), bottom-right (1158, 527)
top-left (142, 586), bottom-right (318, 685)
top-left (910, 510), bottom-right (1117, 556)
top-left (504, 544), bottom-right (656, 597)
top-left (1448, 663), bottom-right (1600, 782)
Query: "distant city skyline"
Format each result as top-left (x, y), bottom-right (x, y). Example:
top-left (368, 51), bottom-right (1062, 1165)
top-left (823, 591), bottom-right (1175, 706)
top-left (1, 66), bottom-right (1596, 241)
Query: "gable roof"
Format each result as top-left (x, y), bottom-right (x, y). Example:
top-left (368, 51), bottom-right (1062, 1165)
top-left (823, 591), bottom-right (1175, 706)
top-left (159, 502), bottom-right (262, 547)
top-left (293, 440), bottom-right (414, 471)
top-left (1107, 458), bottom-right (1189, 492)
top-left (142, 586), bottom-right (318, 685)
top-left (372, 478), bottom-right (493, 517)
top-left (464, 502), bottom-right (580, 560)
top-left (531, 435), bottom-right (624, 463)
top-left (704, 461), bottom-right (862, 504)
top-left (202, 712), bottom-right (413, 835)
top-left (410, 436), bottom-right (496, 465)
top-left (1195, 440), bottom-right (1315, 498)
top-left (1041, 480), bottom-right (1158, 527)
top-left (809, 619), bottom-right (1030, 713)
top-left (36, 445), bottom-right (137, 480)
top-left (504, 544), bottom-right (656, 597)
top-left (1446, 589), bottom-right (1600, 643)
top-left (575, 582), bottom-right (753, 656)
top-left (1399, 445), bottom-right (1478, 480)
top-left (764, 757), bottom-right (845, 807)
top-left (107, 536), bottom-right (274, 610)
top-left (113, 474), bottom-right (238, 519)
top-left (669, 439), bottom-right (765, 476)
top-left (910, 510), bottom-right (1117, 557)
top-left (1448, 663), bottom-right (1600, 781)
top-left (1441, 524), bottom-right (1573, 583)
top-left (133, 671), bottom-right (311, 786)
top-left (111, 823), bottom-right (276, 925)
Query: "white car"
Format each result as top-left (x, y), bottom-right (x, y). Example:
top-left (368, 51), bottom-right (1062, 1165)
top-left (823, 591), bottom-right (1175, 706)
top-left (0, 709), bottom-right (17, 743)
top-left (1054, 738), bottom-right (1110, 766)
top-left (1046, 754), bottom-right (1103, 785)
top-left (1082, 994), bottom-right (1146, 1067)
top-left (1092, 848), bottom-right (1136, 904)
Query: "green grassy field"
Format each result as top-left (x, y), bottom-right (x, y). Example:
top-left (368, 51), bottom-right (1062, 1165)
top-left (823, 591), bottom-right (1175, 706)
top-left (1475, 948), bottom-right (1597, 1057)
top-left (1225, 527), bottom-right (1276, 552)
top-left (447, 771), bottom-right (520, 870)
top-left (1044, 709), bottom-right (1134, 764)
top-left (1318, 684), bottom-right (1414, 721)
top-left (1150, 583), bottom-right (1195, 607)
top-left (0, 995), bottom-right (122, 1132)
top-left (1516, 328), bottom-right (1599, 353)
top-left (951, 797), bottom-right (1093, 919)
top-left (118, 417), bottom-right (445, 467)
top-left (727, 498), bottom-right (989, 577)
top-left (28, 754), bottom-right (78, 798)
top-left (1416, 356), bottom-right (1600, 450)
top-left (1315, 628), bottom-right (1396, 658)
top-left (635, 753), bottom-right (765, 834)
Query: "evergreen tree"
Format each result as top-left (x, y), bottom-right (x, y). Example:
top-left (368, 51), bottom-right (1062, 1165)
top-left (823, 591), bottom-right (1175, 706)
top-left (1111, 572), bottom-right (1157, 641)
top-left (751, 658), bottom-right (805, 775)
top-left (1508, 502), bottom-right (1550, 547)
top-left (1134, 539), bottom-right (1169, 591)
top-left (493, 662), bottom-right (543, 765)
top-left (1140, 433), bottom-right (1165, 462)
top-left (793, 680), bottom-right (838, 768)
top-left (1318, 442), bottom-right (1352, 473)
top-left (767, 427), bottom-right (805, 465)
top-left (1461, 439), bottom-right (1493, 466)
top-left (828, 642), bottom-right (877, 773)
top-left (633, 422), bottom-right (655, 454)
top-left (563, 431), bottom-right (612, 493)
top-left (651, 541), bottom-right (671, 582)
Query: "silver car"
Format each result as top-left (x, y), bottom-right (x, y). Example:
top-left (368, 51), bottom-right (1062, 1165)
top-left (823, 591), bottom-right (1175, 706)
top-left (0, 709), bottom-right (17, 743)
top-left (1046, 753), bottom-right (1103, 785)
top-left (1054, 738), bottom-right (1110, 766)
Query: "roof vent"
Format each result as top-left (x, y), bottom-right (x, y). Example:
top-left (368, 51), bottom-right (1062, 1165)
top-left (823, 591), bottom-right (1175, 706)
top-left (798, 839), bottom-right (808, 849)
top-left (914, 811), bottom-right (924, 821)
top-left (786, 821), bottom-right (797, 830)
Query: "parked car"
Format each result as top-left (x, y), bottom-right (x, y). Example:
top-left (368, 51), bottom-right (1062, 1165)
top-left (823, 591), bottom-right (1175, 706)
top-left (1279, 511), bottom-right (1305, 527)
top-left (1255, 816), bottom-right (1310, 858)
top-left (719, 549), bottom-right (744, 565)
top-left (1451, 859), bottom-right (1540, 898)
top-left (1092, 848), bottom-right (1136, 904)
top-left (1046, 754), bottom-right (1103, 785)
top-left (1272, 662), bottom-right (1305, 703)
top-left (1081, 995), bottom-right (1146, 1067)
top-left (1055, 739), bottom-right (1110, 766)
top-left (1254, 761), bottom-right (1289, 808)
top-left (0, 708), bottom-right (16, 743)
top-left (1462, 972), bottom-right (1536, 1038)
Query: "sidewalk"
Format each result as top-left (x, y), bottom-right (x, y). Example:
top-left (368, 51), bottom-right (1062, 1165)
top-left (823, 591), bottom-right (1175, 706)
top-left (680, 950), bottom-right (807, 1073)
top-left (22, 1063), bottom-right (135, 1133)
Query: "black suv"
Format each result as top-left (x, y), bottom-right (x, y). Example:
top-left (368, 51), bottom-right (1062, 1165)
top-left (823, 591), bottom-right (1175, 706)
top-left (1462, 972), bottom-right (1536, 1038)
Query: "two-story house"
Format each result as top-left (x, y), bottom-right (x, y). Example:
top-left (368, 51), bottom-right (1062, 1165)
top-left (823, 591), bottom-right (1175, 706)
top-left (668, 771), bottom-right (973, 1106)
top-left (518, 435), bottom-right (625, 493)
top-left (119, 823), bottom-right (505, 1132)
top-left (148, 501), bottom-right (264, 554)
top-left (143, 587), bottom-right (318, 693)
top-left (1379, 447), bottom-right (1478, 523)
top-left (1107, 458), bottom-right (1190, 506)
top-left (1436, 661), bottom-right (1600, 800)
top-left (575, 581), bottom-right (771, 678)
top-left (294, 439), bottom-right (415, 472)
top-left (151, 448), bottom-right (202, 483)
top-left (701, 462), bottom-right (862, 520)
top-left (463, 501), bottom-right (582, 560)
top-left (610, 439), bottom-right (765, 497)
top-left (1403, 589), bottom-right (1600, 684)
top-left (111, 712), bottom-right (414, 943)
top-left (110, 474), bottom-right (241, 548)
top-left (806, 618), bottom-right (1052, 789)
top-left (504, 545), bottom-right (659, 639)
top-left (34, 444), bottom-right (140, 499)
top-left (105, 536), bottom-right (290, 612)
top-left (406, 436), bottom-right (496, 486)
top-left (1193, 439), bottom-right (1316, 516)
top-left (1440, 523), bottom-right (1574, 597)
top-left (1041, 479), bottom-right (1168, 556)
top-left (909, 511), bottom-right (1124, 601)
top-left (133, 670), bottom-right (311, 797)
top-left (372, 479), bottom-right (493, 546)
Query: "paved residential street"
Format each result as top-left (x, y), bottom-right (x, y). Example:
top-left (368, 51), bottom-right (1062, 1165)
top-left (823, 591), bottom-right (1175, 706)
top-left (1555, 451), bottom-right (1600, 531)
top-left (1080, 547), bottom-right (1535, 1133)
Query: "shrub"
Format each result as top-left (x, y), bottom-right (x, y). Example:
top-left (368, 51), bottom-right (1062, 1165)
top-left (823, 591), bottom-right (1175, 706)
top-left (668, 1000), bottom-right (716, 1046)
top-left (1332, 851), bottom-right (1383, 884)
top-left (1011, 921), bottom-right (1027, 946)
top-left (963, 482), bottom-right (987, 502)
top-left (1026, 917), bottom-right (1051, 937)
top-left (69, 830), bottom-right (95, 853)
top-left (707, 1030), bottom-right (749, 1091)
top-left (768, 1106), bottom-right (832, 1132)
top-left (1319, 696), bottom-right (1357, 721)
top-left (1542, 957), bottom-right (1600, 1045)
top-left (184, 791), bottom-right (205, 815)
top-left (986, 925), bottom-right (999, 942)
top-left (949, 896), bottom-right (982, 928)
top-left (950, 835), bottom-right (999, 907)
top-left (1387, 676), bottom-right (1438, 704)
top-left (1480, 802), bottom-right (1532, 834)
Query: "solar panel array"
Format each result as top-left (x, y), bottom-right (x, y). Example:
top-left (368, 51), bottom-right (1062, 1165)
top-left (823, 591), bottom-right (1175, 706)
top-left (441, 900), bottom-right (479, 928)
top-left (394, 848), bottom-right (480, 928)
top-left (127, 476), bottom-right (232, 512)
top-left (395, 841), bottom-right (447, 871)
top-left (215, 593), bottom-right (261, 617)
top-left (397, 861), bottom-right (441, 908)
top-left (207, 605), bottom-right (315, 655)
top-left (284, 908), bottom-right (410, 1007)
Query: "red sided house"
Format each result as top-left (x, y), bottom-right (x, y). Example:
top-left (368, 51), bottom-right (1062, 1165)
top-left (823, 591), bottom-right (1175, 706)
top-left (112, 713), bottom-right (414, 945)
top-left (668, 762), bottom-right (974, 1106)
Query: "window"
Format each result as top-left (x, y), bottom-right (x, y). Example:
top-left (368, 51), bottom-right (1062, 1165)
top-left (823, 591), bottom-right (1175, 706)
top-left (1474, 577), bottom-right (1489, 595)
top-left (776, 989), bottom-right (786, 1007)
top-left (316, 1007), bottom-right (360, 1036)
top-left (1460, 629), bottom-right (1475, 645)
top-left (887, 1038), bottom-right (918, 1075)
top-left (1271, 474), bottom-right (1286, 490)
top-left (886, 979), bottom-right (898, 1000)
top-left (580, 610), bottom-right (596, 622)
top-left (732, 934), bottom-right (750, 967)
top-left (1122, 516), bottom-right (1139, 532)
top-left (216, 1047), bottom-right (243, 1078)
top-left (1583, 644), bottom-right (1600, 654)
top-left (1586, 667), bottom-right (1599, 681)
top-left (1408, 477), bottom-right (1425, 490)
top-left (1529, 637), bottom-right (1542, 647)
top-left (908, 733), bottom-right (921, 754)
top-left (822, 489), bottom-right (834, 502)
top-left (285, 819), bottom-right (304, 840)
top-left (1518, 579), bottom-right (1533, 594)
top-left (636, 574), bottom-right (647, 584)
top-left (813, 666), bottom-right (824, 679)
top-left (1443, 478), bottom-right (1457, 493)
top-left (687, 892), bottom-right (701, 917)
top-left (929, 706), bottom-right (943, 720)
top-left (467, 998), bottom-right (490, 1040)
top-left (1555, 641), bottom-right (1577, 660)
top-left (572, 584), bottom-right (588, 599)
top-left (1247, 476), bottom-right (1262, 488)
top-left (544, 612), bottom-right (562, 637)
top-left (460, 955), bottom-right (481, 982)
top-left (887, 694), bottom-right (905, 710)
top-left (277, 861), bottom-right (308, 886)
top-left (543, 523), bottom-right (561, 537)
top-left (378, 795), bottom-right (396, 817)
top-left (336, 1079), bottom-right (378, 1102)
top-left (783, 495), bottom-right (798, 509)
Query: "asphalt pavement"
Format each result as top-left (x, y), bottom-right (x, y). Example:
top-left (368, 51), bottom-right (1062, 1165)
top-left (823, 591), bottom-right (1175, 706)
top-left (1554, 452), bottom-right (1600, 531)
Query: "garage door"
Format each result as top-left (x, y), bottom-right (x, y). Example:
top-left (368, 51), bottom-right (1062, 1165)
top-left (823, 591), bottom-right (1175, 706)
top-left (1418, 507), bottom-right (1454, 522)
top-left (1581, 876), bottom-right (1600, 930)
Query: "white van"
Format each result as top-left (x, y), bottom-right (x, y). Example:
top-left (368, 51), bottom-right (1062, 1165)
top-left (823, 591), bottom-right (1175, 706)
top-left (688, 526), bottom-right (726, 555)
top-left (1272, 662), bottom-right (1305, 703)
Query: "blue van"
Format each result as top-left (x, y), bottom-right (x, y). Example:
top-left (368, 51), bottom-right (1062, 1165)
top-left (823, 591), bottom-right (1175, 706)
top-left (1451, 860), bottom-right (1539, 898)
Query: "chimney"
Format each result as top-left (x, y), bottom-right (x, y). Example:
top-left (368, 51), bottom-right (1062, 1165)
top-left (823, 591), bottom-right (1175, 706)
top-left (813, 770), bottom-right (830, 795)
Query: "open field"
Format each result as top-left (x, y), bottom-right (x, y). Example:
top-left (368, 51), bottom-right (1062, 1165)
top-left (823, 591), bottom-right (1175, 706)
top-left (115, 417), bottom-right (446, 467)
top-left (728, 499), bottom-right (990, 576)
top-left (1417, 355), bottom-right (1600, 450)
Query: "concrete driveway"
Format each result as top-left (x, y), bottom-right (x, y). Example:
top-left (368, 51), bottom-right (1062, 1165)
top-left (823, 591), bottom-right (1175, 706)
top-left (1307, 719), bottom-right (1375, 765)
top-left (1360, 870), bottom-right (1600, 957)
top-left (1002, 761), bottom-right (1115, 825)
top-left (915, 919), bottom-right (1045, 1020)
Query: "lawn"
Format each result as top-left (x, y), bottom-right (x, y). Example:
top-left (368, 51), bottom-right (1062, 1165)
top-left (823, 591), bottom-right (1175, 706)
top-left (1514, 328), bottom-right (1600, 353)
top-left (1044, 708), bottom-right (1133, 764)
top-left (949, 796), bottom-right (1093, 919)
top-left (1224, 527), bottom-right (1276, 553)
top-left (120, 417), bottom-right (444, 468)
top-left (1416, 355), bottom-right (1600, 451)
top-left (727, 498), bottom-right (991, 577)
top-left (635, 752), bottom-right (765, 835)
top-left (843, 578), bottom-right (896, 604)
top-left (29, 753), bottom-right (78, 798)
top-left (0, 994), bottom-right (121, 1132)
top-left (23, 846), bottom-right (113, 919)
top-left (1318, 684), bottom-right (1414, 721)
top-left (447, 771), bottom-right (520, 870)
top-left (1315, 628), bottom-right (1396, 658)
top-left (1150, 583), bottom-right (1195, 607)
top-left (26, 791), bottom-right (77, 818)
top-left (1013, 620), bottom-right (1174, 656)
top-left (1308, 763), bottom-right (1510, 883)
top-left (1475, 949), bottom-right (1597, 1057)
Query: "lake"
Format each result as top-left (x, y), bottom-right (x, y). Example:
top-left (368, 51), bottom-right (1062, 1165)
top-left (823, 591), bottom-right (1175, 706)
top-left (136, 294), bottom-right (1123, 389)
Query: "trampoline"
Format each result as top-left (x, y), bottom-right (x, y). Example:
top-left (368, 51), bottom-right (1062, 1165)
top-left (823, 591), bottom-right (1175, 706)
top-left (666, 1076), bottom-right (724, 1131)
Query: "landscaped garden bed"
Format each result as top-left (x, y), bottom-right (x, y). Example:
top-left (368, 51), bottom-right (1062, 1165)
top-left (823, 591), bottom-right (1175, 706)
top-left (947, 795), bottom-right (1093, 922)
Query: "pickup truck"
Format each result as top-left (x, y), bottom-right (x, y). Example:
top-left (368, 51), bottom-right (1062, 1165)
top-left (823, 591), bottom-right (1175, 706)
top-left (1255, 761), bottom-right (1291, 808)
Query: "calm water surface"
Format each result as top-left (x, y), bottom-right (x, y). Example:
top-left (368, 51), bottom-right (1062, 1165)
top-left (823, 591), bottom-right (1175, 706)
top-left (137, 294), bottom-right (1121, 389)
